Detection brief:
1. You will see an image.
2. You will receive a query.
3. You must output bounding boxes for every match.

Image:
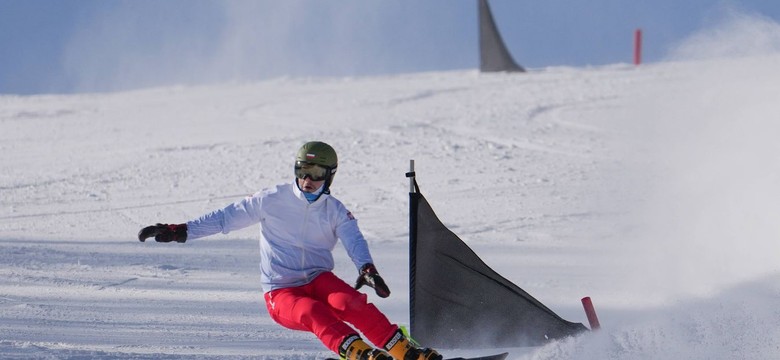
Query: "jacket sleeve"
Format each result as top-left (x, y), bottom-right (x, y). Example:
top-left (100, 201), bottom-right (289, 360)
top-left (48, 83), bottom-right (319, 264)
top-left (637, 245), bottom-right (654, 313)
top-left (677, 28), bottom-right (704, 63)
top-left (335, 206), bottom-right (374, 271)
top-left (186, 194), bottom-right (263, 240)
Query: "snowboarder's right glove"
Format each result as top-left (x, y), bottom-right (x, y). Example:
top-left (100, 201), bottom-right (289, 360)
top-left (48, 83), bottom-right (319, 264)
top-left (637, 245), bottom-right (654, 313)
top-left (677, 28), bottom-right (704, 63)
top-left (138, 223), bottom-right (187, 243)
top-left (355, 263), bottom-right (391, 298)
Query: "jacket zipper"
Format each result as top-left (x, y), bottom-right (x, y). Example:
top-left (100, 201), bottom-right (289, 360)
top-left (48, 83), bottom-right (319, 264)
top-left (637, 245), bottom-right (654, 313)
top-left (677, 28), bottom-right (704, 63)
top-left (299, 201), bottom-right (310, 273)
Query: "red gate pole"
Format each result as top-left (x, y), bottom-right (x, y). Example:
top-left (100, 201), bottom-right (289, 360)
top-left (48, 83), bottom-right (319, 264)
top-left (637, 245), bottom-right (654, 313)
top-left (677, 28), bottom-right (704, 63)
top-left (634, 28), bottom-right (643, 65)
top-left (581, 296), bottom-right (601, 330)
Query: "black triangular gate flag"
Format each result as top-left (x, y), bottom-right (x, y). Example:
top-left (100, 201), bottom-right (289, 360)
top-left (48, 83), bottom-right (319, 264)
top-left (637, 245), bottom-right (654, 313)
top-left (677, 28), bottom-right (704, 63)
top-left (479, 0), bottom-right (525, 72)
top-left (409, 182), bottom-right (586, 348)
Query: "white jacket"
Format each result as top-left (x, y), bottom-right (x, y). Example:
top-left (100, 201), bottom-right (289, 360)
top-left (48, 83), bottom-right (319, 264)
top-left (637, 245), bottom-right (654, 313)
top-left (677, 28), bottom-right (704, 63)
top-left (186, 180), bottom-right (374, 292)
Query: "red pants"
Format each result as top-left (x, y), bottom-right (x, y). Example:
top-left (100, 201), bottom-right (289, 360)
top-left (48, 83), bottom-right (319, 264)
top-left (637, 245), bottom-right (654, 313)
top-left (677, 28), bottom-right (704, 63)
top-left (264, 271), bottom-right (398, 354)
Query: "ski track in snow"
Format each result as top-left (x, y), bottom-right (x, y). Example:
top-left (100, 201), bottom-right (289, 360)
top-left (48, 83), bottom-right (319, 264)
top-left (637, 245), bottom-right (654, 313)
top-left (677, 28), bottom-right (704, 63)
top-left (2, 52), bottom-right (780, 359)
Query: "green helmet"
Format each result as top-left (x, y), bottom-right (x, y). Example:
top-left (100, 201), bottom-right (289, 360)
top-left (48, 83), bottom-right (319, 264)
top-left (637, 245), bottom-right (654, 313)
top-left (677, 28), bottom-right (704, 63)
top-left (295, 141), bottom-right (338, 194)
top-left (296, 141), bottom-right (338, 170)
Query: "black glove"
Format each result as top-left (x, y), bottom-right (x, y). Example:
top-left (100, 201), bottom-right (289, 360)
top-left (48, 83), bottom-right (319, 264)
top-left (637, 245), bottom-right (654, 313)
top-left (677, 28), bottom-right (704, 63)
top-left (138, 223), bottom-right (188, 243)
top-left (355, 263), bottom-right (390, 298)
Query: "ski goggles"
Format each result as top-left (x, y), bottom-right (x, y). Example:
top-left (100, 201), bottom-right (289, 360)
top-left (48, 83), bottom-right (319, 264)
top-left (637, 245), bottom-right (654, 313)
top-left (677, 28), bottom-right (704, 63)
top-left (294, 161), bottom-right (331, 181)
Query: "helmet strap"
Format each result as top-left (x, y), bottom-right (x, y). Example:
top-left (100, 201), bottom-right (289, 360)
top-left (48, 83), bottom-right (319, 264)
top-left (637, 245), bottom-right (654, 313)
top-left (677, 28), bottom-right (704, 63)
top-left (320, 169), bottom-right (334, 197)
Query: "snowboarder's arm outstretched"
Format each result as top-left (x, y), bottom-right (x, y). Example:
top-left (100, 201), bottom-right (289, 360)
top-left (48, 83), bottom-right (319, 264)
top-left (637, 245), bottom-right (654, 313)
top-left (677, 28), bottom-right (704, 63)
top-left (138, 194), bottom-right (263, 243)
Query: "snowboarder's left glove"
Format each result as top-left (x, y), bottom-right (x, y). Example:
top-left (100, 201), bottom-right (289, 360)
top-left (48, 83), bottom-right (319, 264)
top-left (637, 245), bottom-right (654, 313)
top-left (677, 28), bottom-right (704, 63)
top-left (355, 263), bottom-right (391, 298)
top-left (138, 223), bottom-right (187, 243)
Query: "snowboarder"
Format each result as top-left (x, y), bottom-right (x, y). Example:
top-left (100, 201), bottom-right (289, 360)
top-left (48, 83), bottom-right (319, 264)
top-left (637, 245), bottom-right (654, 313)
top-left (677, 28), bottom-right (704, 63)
top-left (138, 141), bottom-right (442, 360)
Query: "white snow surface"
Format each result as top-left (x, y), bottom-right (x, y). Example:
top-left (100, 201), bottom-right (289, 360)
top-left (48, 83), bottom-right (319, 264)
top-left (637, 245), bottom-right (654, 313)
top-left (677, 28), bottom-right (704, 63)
top-left (3, 53), bottom-right (780, 358)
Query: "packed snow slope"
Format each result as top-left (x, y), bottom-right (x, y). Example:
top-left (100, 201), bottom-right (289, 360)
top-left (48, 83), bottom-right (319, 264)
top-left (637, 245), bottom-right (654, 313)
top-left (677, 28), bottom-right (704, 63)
top-left (3, 27), bottom-right (780, 360)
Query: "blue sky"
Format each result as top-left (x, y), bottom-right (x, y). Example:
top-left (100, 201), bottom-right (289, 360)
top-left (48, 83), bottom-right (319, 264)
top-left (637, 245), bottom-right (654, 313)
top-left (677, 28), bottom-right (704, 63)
top-left (2, 0), bottom-right (779, 94)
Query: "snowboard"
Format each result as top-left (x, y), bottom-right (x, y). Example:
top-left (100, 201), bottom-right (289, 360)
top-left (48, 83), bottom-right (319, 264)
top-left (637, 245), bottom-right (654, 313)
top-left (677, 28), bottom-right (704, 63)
top-left (447, 352), bottom-right (509, 360)
top-left (325, 352), bottom-right (508, 360)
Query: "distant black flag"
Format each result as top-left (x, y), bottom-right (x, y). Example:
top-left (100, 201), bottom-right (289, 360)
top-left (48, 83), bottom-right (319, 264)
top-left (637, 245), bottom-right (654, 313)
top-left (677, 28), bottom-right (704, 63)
top-left (479, 0), bottom-right (525, 72)
top-left (408, 178), bottom-right (587, 348)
